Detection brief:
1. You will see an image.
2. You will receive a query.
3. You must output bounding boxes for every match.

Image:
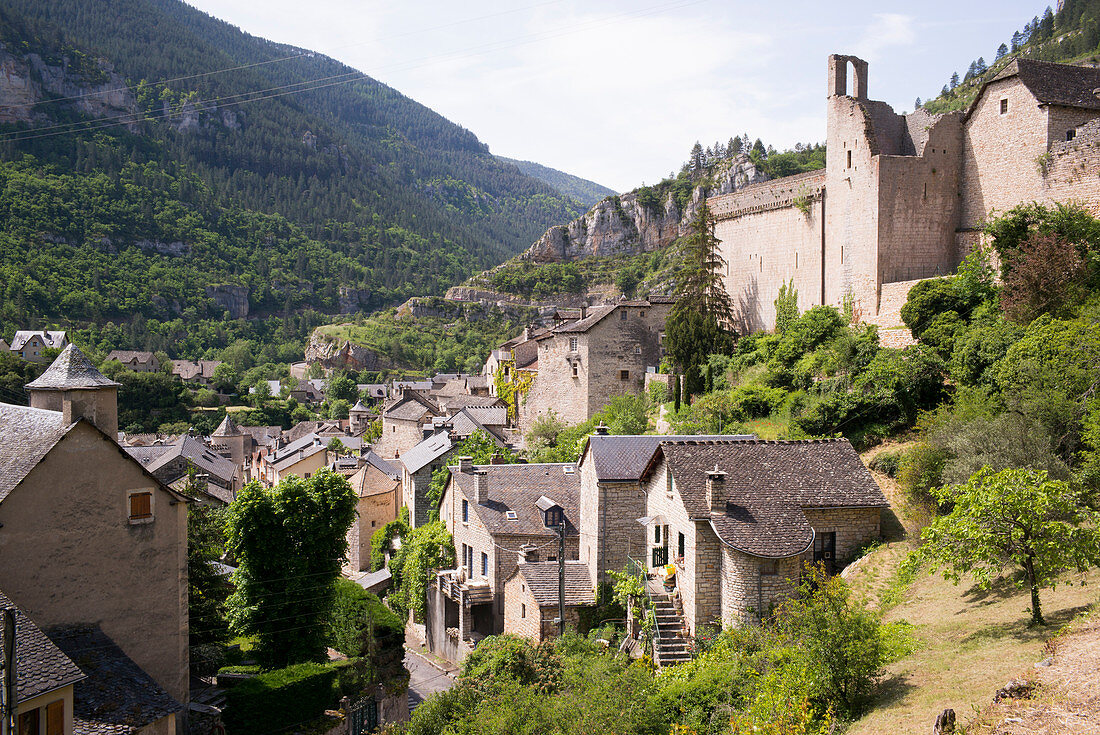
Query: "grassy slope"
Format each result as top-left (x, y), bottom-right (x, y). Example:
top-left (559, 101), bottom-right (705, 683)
top-left (844, 444), bottom-right (1100, 735)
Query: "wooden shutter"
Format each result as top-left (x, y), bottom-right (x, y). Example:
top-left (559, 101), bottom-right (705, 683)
top-left (129, 492), bottom-right (152, 519)
top-left (46, 701), bottom-right (64, 735)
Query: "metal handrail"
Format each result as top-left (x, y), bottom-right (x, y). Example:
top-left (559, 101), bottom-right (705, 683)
top-left (628, 556), bottom-right (663, 663)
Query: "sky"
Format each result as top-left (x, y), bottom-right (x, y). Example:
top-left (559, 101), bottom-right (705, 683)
top-left (185, 0), bottom-right (1046, 193)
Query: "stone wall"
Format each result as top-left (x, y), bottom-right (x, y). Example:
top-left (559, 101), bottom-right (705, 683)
top-left (802, 507), bottom-right (882, 565)
top-left (502, 575), bottom-right (541, 640)
top-left (375, 416), bottom-right (424, 460)
top-left (349, 490), bottom-right (399, 572)
top-left (1044, 116), bottom-right (1100, 216)
top-left (719, 549), bottom-right (801, 627)
top-left (711, 172), bottom-right (825, 334)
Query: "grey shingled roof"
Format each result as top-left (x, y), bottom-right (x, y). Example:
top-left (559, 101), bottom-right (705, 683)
top-left (440, 394), bottom-right (505, 411)
top-left (142, 435), bottom-right (238, 485)
top-left (449, 463), bottom-right (580, 536)
top-left (363, 450), bottom-right (400, 480)
top-left (581, 434), bottom-right (755, 481)
top-left (10, 331), bottom-right (67, 351)
top-left (0, 404), bottom-right (73, 502)
top-left (552, 305), bottom-right (617, 334)
top-left (211, 415), bottom-right (242, 437)
top-left (0, 590), bottom-right (84, 703)
top-left (383, 391), bottom-right (441, 421)
top-left (48, 625), bottom-right (182, 733)
top-left (648, 439), bottom-right (887, 557)
top-left (512, 561), bottom-right (594, 606)
top-left (401, 432), bottom-right (454, 474)
top-left (25, 345), bottom-right (120, 390)
top-left (1000, 58), bottom-right (1100, 110)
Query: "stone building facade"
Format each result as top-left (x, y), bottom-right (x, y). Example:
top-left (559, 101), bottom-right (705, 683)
top-left (502, 562), bottom-right (593, 643)
top-left (518, 298), bottom-right (673, 432)
top-left (711, 55), bottom-right (1100, 333)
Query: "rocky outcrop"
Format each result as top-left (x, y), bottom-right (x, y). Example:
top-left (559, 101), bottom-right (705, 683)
top-left (305, 333), bottom-right (390, 372)
top-left (339, 286), bottom-right (372, 314)
top-left (523, 155), bottom-right (766, 265)
top-left (205, 284), bottom-right (250, 319)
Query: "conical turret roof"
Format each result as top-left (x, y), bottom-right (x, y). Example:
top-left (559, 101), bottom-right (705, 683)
top-left (25, 345), bottom-right (120, 391)
top-left (350, 399), bottom-right (369, 414)
top-left (212, 414), bottom-right (243, 436)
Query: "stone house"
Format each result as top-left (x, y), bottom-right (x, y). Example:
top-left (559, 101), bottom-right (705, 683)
top-left (346, 452), bottom-right (401, 572)
top-left (256, 433), bottom-right (330, 486)
top-left (637, 438), bottom-right (886, 633)
top-left (711, 55), bottom-right (1100, 334)
top-left (502, 562), bottom-right (595, 643)
top-left (125, 434), bottom-right (242, 504)
top-left (576, 431), bottom-right (754, 587)
top-left (517, 298), bottom-right (673, 432)
top-left (428, 460), bottom-right (582, 661)
top-left (105, 350), bottom-right (161, 372)
top-left (9, 331), bottom-right (69, 363)
top-left (169, 359), bottom-right (221, 386)
top-left (373, 390), bottom-right (442, 459)
top-left (0, 345), bottom-right (190, 708)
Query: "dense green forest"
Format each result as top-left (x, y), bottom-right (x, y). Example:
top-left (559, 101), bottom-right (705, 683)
top-left (923, 0), bottom-right (1100, 113)
top-left (0, 0), bottom-right (586, 356)
top-left (497, 157), bottom-right (616, 207)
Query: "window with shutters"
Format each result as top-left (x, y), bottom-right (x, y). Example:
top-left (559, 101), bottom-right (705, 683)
top-left (128, 490), bottom-right (153, 523)
top-left (18, 708), bottom-right (39, 735)
top-left (46, 701), bottom-right (63, 735)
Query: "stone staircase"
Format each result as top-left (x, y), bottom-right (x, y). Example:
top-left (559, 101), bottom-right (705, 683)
top-left (647, 579), bottom-right (692, 667)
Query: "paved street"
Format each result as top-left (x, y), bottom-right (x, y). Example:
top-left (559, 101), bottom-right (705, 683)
top-left (404, 647), bottom-right (456, 712)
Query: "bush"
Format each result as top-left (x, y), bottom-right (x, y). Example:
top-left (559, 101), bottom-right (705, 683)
top-left (897, 443), bottom-right (947, 501)
top-left (370, 518), bottom-right (408, 573)
top-left (868, 450), bottom-right (903, 478)
top-left (221, 663), bottom-right (339, 735)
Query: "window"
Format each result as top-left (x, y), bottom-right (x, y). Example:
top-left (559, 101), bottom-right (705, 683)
top-left (571, 363), bottom-right (579, 378)
top-left (621, 311), bottom-right (628, 320)
top-left (620, 369), bottom-right (630, 381)
top-left (654, 525), bottom-right (661, 544)
top-left (1000, 98), bottom-right (1009, 114)
top-left (678, 532), bottom-right (685, 559)
top-left (18, 708), bottom-right (38, 735)
top-left (640, 310), bottom-right (645, 318)
top-left (846, 150), bottom-right (852, 168)
top-left (46, 701), bottom-right (63, 735)
top-left (1067, 129), bottom-right (1077, 141)
top-left (462, 499), bottom-right (469, 522)
top-left (761, 559), bottom-right (778, 575)
top-left (521, 603), bottom-right (526, 618)
top-left (481, 552), bottom-right (488, 577)
top-left (634, 345), bottom-right (642, 355)
top-left (128, 491), bottom-right (153, 523)
top-left (371, 520), bottom-right (376, 528)
top-left (569, 337), bottom-right (578, 352)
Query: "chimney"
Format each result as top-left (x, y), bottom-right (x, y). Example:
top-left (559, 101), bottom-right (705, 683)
top-left (579, 303), bottom-right (588, 320)
top-left (518, 543), bottom-right (539, 565)
top-left (706, 466), bottom-right (726, 513)
top-left (523, 326), bottom-right (531, 341)
top-left (458, 456), bottom-right (473, 473)
top-left (594, 423), bottom-right (610, 436)
top-left (472, 470), bottom-right (487, 504)
top-left (490, 452), bottom-right (506, 465)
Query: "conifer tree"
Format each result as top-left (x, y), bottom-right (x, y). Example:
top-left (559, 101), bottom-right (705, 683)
top-left (914, 97), bottom-right (922, 110)
top-left (950, 71), bottom-right (960, 89)
top-left (996, 42), bottom-right (1009, 60)
top-left (1012, 30), bottom-right (1022, 51)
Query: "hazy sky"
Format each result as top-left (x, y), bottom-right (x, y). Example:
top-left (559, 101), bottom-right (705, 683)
top-left (185, 0), bottom-right (1044, 192)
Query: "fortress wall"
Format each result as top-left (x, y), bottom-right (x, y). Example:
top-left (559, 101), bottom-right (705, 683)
top-left (876, 112), bottom-right (963, 286)
top-left (961, 77), bottom-right (1049, 228)
top-left (1044, 116), bottom-right (1100, 216)
top-left (825, 97), bottom-right (881, 318)
top-left (710, 172), bottom-right (825, 333)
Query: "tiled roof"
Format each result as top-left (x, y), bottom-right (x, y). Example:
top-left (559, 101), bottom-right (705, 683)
top-left (997, 58), bottom-right (1100, 110)
top-left (383, 391), bottom-right (441, 421)
top-left (0, 403), bottom-right (73, 502)
top-left (511, 561), bottom-right (594, 606)
top-left (0, 589), bottom-right (84, 703)
top-left (449, 463), bottom-right (580, 536)
top-left (581, 434), bottom-right (755, 481)
top-left (211, 415), bottom-right (242, 437)
top-left (270, 435), bottom-right (328, 471)
top-left (552, 305), bottom-right (617, 334)
top-left (350, 399), bottom-right (370, 413)
top-left (140, 435), bottom-right (238, 485)
top-left (104, 350), bottom-right (156, 365)
top-left (363, 450), bottom-right (400, 480)
top-left (48, 625), bottom-right (182, 733)
top-left (400, 432), bottom-right (454, 474)
top-left (11, 331), bottom-right (67, 351)
top-left (465, 375), bottom-right (489, 390)
top-left (123, 445), bottom-right (172, 466)
top-left (350, 457), bottom-right (400, 498)
top-left (26, 345), bottom-right (120, 390)
top-left (440, 394), bottom-right (504, 411)
top-left (650, 439), bottom-right (887, 557)
top-left (464, 406), bottom-right (507, 427)
top-left (169, 359), bottom-right (221, 381)
top-left (169, 476), bottom-right (233, 505)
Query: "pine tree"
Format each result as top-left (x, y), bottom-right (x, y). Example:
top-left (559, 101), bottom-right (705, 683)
top-left (914, 96), bottom-right (922, 109)
top-left (1039, 7), bottom-right (1055, 40)
top-left (731, 136), bottom-right (743, 155)
top-left (950, 71), bottom-right (960, 89)
top-left (996, 42), bottom-right (1008, 60)
top-left (690, 141), bottom-right (705, 175)
top-left (1011, 30), bottom-right (1022, 51)
top-left (941, 84), bottom-right (950, 97)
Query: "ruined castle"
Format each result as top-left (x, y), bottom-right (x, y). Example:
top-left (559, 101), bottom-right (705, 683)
top-left (711, 54), bottom-right (1100, 333)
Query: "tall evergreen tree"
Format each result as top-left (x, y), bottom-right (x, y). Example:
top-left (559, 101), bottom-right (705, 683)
top-left (914, 97), bottom-right (922, 110)
top-left (1012, 30), bottom-right (1022, 51)
top-left (996, 42), bottom-right (1009, 60)
top-left (950, 71), bottom-right (960, 89)
top-left (1040, 7), bottom-right (1055, 40)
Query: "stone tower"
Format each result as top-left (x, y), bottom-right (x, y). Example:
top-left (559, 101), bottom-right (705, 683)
top-left (26, 344), bottom-right (121, 438)
top-left (211, 414), bottom-right (248, 467)
top-left (349, 399), bottom-right (371, 435)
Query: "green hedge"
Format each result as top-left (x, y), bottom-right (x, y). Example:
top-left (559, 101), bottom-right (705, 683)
top-left (221, 663), bottom-right (339, 735)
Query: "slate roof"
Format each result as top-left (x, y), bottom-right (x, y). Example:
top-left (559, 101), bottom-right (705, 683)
top-left (169, 476), bottom-right (233, 505)
top-left (401, 432), bottom-right (454, 474)
top-left (350, 458), bottom-right (400, 498)
top-left (646, 439), bottom-right (887, 557)
top-left (552, 305), bottom-right (617, 333)
top-left (11, 331), bottom-right (67, 351)
top-left (350, 399), bottom-right (370, 414)
top-left (47, 625), bottom-right (182, 734)
top-left (464, 406), bottom-right (507, 427)
top-left (136, 435), bottom-right (238, 485)
top-left (0, 589), bottom-right (84, 703)
top-left (440, 394), bottom-right (505, 411)
top-left (0, 404), bottom-right (73, 502)
top-left (449, 463), bottom-right (580, 536)
top-left (1000, 58), bottom-right (1100, 110)
top-left (383, 391), bottom-right (441, 421)
top-left (269, 434), bottom-right (328, 470)
top-left (26, 345), bottom-right (120, 390)
top-left (442, 408), bottom-right (507, 444)
top-left (169, 359), bottom-right (221, 381)
top-left (104, 350), bottom-right (157, 365)
top-left (511, 561), bottom-right (595, 606)
top-left (581, 434), bottom-right (755, 482)
top-left (363, 450), bottom-right (400, 480)
top-left (211, 415), bottom-right (242, 437)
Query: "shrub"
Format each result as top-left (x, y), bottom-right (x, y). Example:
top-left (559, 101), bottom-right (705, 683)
top-left (370, 517), bottom-right (408, 572)
top-left (221, 663), bottom-right (339, 735)
top-left (868, 450), bottom-right (902, 478)
top-left (897, 443), bottom-right (947, 501)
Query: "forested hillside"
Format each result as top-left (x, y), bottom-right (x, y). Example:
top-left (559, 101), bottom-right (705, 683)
top-left (497, 157), bottom-right (616, 207)
top-left (923, 0), bottom-right (1100, 112)
top-left (0, 0), bottom-right (586, 357)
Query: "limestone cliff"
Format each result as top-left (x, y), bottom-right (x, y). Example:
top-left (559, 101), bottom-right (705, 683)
top-left (522, 155), bottom-right (766, 265)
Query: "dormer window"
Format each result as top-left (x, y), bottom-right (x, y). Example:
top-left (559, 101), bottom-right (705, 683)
top-left (537, 495), bottom-right (563, 528)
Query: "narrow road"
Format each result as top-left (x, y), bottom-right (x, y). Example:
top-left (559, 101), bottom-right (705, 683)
top-left (404, 647), bottom-right (456, 713)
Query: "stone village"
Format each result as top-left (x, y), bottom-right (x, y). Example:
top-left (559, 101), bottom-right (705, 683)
top-left (4, 50), bottom-right (1100, 734)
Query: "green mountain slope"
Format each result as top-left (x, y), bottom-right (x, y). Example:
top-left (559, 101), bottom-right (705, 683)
top-left (923, 0), bottom-right (1100, 113)
top-left (497, 156), bottom-right (616, 207)
top-left (0, 0), bottom-right (585, 356)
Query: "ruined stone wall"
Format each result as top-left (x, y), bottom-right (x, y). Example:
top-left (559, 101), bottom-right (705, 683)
top-left (961, 77), bottom-right (1050, 229)
top-left (1044, 116), bottom-right (1100, 215)
top-left (711, 172), bottom-right (825, 333)
top-left (801, 507), bottom-right (882, 565)
top-left (877, 112), bottom-right (963, 286)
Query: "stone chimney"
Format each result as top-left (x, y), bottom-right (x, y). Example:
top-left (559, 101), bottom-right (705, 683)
top-left (26, 345), bottom-right (120, 439)
top-left (458, 456), bottom-right (473, 473)
top-left (579, 303), bottom-right (588, 320)
top-left (594, 423), bottom-right (610, 436)
top-left (706, 466), bottom-right (726, 513)
top-left (472, 470), bottom-right (487, 504)
top-left (518, 543), bottom-right (539, 565)
top-left (490, 452), bottom-right (506, 465)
